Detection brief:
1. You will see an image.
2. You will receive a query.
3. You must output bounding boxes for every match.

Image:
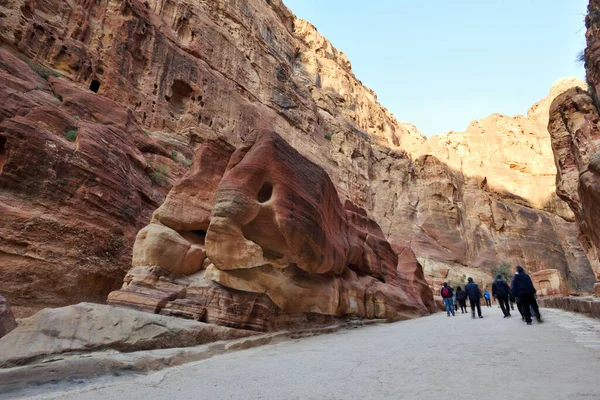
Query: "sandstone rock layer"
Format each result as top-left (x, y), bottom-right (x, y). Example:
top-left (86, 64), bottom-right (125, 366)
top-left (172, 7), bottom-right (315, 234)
top-left (0, 303), bottom-right (256, 368)
top-left (109, 132), bottom-right (437, 330)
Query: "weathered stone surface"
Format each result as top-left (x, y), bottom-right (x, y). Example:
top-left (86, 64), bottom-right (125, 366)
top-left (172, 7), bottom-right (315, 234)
top-left (539, 296), bottom-right (600, 319)
top-left (531, 269), bottom-right (567, 297)
top-left (0, 0), bottom-right (595, 320)
top-left (0, 296), bottom-right (17, 338)
top-left (548, 86), bottom-right (600, 288)
top-left (0, 303), bottom-right (255, 368)
top-left (109, 133), bottom-right (436, 330)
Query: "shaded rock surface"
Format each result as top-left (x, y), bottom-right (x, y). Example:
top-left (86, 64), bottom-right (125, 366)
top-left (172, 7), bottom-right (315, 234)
top-left (547, 2), bottom-right (600, 294)
top-left (0, 0), bottom-right (595, 318)
top-left (0, 295), bottom-right (17, 338)
top-left (0, 302), bottom-right (256, 368)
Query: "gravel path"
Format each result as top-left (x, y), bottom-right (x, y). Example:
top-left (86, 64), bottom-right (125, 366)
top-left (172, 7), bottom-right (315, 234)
top-left (17, 307), bottom-right (600, 400)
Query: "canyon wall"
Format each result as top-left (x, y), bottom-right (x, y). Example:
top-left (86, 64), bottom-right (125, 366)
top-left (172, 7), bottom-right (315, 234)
top-left (0, 0), bottom-right (595, 317)
top-left (547, 0), bottom-right (600, 295)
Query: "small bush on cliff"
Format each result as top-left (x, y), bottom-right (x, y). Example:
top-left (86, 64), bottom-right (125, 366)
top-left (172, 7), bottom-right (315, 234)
top-left (324, 134), bottom-right (332, 141)
top-left (181, 158), bottom-right (192, 167)
top-left (65, 129), bottom-right (78, 142)
top-left (491, 261), bottom-right (513, 281)
top-left (171, 150), bottom-right (178, 159)
top-left (16, 54), bottom-right (61, 80)
top-left (149, 165), bottom-right (169, 186)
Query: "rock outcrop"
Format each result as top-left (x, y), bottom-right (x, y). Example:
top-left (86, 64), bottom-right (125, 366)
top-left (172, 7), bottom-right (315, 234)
top-left (546, 2), bottom-right (600, 295)
top-left (0, 296), bottom-right (17, 338)
top-left (530, 269), bottom-right (567, 297)
top-left (0, 0), bottom-right (596, 320)
top-left (108, 132), bottom-right (437, 330)
top-left (548, 87), bottom-right (600, 294)
top-left (0, 303), bottom-right (256, 368)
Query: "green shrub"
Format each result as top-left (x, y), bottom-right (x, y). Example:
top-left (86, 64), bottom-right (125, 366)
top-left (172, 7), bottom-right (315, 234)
top-left (324, 134), bottom-right (332, 141)
top-left (171, 150), bottom-right (178, 159)
top-left (491, 261), bottom-right (514, 281)
top-left (74, 115), bottom-right (80, 120)
top-left (53, 93), bottom-right (63, 102)
top-left (16, 54), bottom-right (61, 80)
top-left (181, 158), bottom-right (192, 167)
top-left (149, 165), bottom-right (169, 186)
top-left (65, 129), bottom-right (78, 142)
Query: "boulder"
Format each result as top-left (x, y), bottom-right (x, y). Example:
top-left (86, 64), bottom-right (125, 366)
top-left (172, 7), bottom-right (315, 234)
top-left (0, 303), bottom-right (255, 368)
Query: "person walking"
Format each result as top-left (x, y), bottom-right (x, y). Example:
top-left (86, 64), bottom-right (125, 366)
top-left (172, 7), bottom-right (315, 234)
top-left (455, 286), bottom-right (468, 314)
top-left (491, 274), bottom-right (511, 318)
top-left (483, 290), bottom-right (492, 307)
top-left (511, 266), bottom-right (542, 325)
top-left (440, 282), bottom-right (455, 316)
top-left (465, 277), bottom-right (483, 319)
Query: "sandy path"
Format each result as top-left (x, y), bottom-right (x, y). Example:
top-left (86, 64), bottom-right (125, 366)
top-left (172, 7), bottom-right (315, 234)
top-left (17, 307), bottom-right (600, 400)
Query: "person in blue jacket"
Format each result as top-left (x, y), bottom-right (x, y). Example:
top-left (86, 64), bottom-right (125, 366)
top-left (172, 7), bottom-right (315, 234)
top-left (483, 290), bottom-right (492, 307)
top-left (510, 265), bottom-right (542, 325)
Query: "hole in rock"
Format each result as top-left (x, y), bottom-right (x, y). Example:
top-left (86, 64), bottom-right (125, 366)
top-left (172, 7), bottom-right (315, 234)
top-left (90, 79), bottom-right (100, 93)
top-left (0, 137), bottom-right (7, 173)
top-left (257, 182), bottom-right (273, 203)
top-left (169, 80), bottom-right (193, 114)
top-left (181, 230), bottom-right (206, 246)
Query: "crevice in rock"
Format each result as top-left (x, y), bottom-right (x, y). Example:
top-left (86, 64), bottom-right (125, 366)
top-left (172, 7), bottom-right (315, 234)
top-left (0, 136), bottom-right (7, 174)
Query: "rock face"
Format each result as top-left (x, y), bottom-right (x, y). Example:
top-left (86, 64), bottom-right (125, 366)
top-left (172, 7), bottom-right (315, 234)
top-left (548, 88), bottom-right (600, 294)
top-left (530, 269), bottom-right (567, 297)
top-left (0, 0), bottom-right (596, 319)
top-left (547, 2), bottom-right (600, 295)
top-left (108, 132), bottom-right (437, 330)
top-left (0, 296), bottom-right (17, 338)
top-left (0, 303), bottom-right (255, 368)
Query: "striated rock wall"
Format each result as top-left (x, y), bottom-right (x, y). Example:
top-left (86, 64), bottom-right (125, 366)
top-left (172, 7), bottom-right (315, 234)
top-left (547, 1), bottom-right (600, 295)
top-left (0, 0), bottom-right (595, 316)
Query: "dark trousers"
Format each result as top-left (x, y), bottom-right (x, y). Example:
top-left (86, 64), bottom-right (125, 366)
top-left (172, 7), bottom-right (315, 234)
top-left (497, 295), bottom-right (510, 316)
top-left (516, 300), bottom-right (524, 318)
top-left (521, 293), bottom-right (541, 323)
top-left (485, 298), bottom-right (491, 307)
top-left (470, 299), bottom-right (482, 317)
top-left (458, 300), bottom-right (467, 313)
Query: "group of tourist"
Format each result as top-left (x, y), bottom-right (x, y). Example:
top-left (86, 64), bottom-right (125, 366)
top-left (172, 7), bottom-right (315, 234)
top-left (440, 265), bottom-right (542, 325)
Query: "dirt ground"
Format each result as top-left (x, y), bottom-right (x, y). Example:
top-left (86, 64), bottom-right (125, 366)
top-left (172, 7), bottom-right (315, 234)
top-left (13, 306), bottom-right (600, 400)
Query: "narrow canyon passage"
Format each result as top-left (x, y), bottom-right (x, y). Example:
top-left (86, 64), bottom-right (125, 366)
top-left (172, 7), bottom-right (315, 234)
top-left (24, 308), bottom-right (600, 400)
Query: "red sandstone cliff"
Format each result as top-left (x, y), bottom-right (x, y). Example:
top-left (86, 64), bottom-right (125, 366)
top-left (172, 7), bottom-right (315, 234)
top-left (0, 0), bottom-right (595, 318)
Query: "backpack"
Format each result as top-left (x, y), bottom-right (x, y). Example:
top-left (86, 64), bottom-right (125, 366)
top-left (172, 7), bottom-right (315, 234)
top-left (442, 287), bottom-right (451, 298)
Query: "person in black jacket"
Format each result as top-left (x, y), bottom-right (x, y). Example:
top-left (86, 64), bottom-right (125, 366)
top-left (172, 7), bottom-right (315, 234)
top-left (455, 286), bottom-right (468, 313)
top-left (491, 274), bottom-right (511, 318)
top-left (440, 282), bottom-right (455, 316)
top-left (464, 277), bottom-right (483, 319)
top-left (510, 265), bottom-right (542, 325)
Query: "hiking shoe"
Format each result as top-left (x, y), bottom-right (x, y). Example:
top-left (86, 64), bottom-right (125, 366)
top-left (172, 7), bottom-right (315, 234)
top-left (536, 317), bottom-right (543, 323)
top-left (479, 315), bottom-right (483, 318)
top-left (526, 321), bottom-right (532, 325)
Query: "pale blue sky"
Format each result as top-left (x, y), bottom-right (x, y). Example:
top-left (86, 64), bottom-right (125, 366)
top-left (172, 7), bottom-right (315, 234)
top-left (284, 0), bottom-right (588, 136)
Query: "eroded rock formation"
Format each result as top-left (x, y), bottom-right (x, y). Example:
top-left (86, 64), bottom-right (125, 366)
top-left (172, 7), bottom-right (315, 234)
top-left (546, 2), bottom-right (600, 295)
top-left (108, 132), bottom-right (437, 330)
top-left (0, 0), bottom-right (596, 319)
top-left (530, 269), bottom-right (567, 297)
